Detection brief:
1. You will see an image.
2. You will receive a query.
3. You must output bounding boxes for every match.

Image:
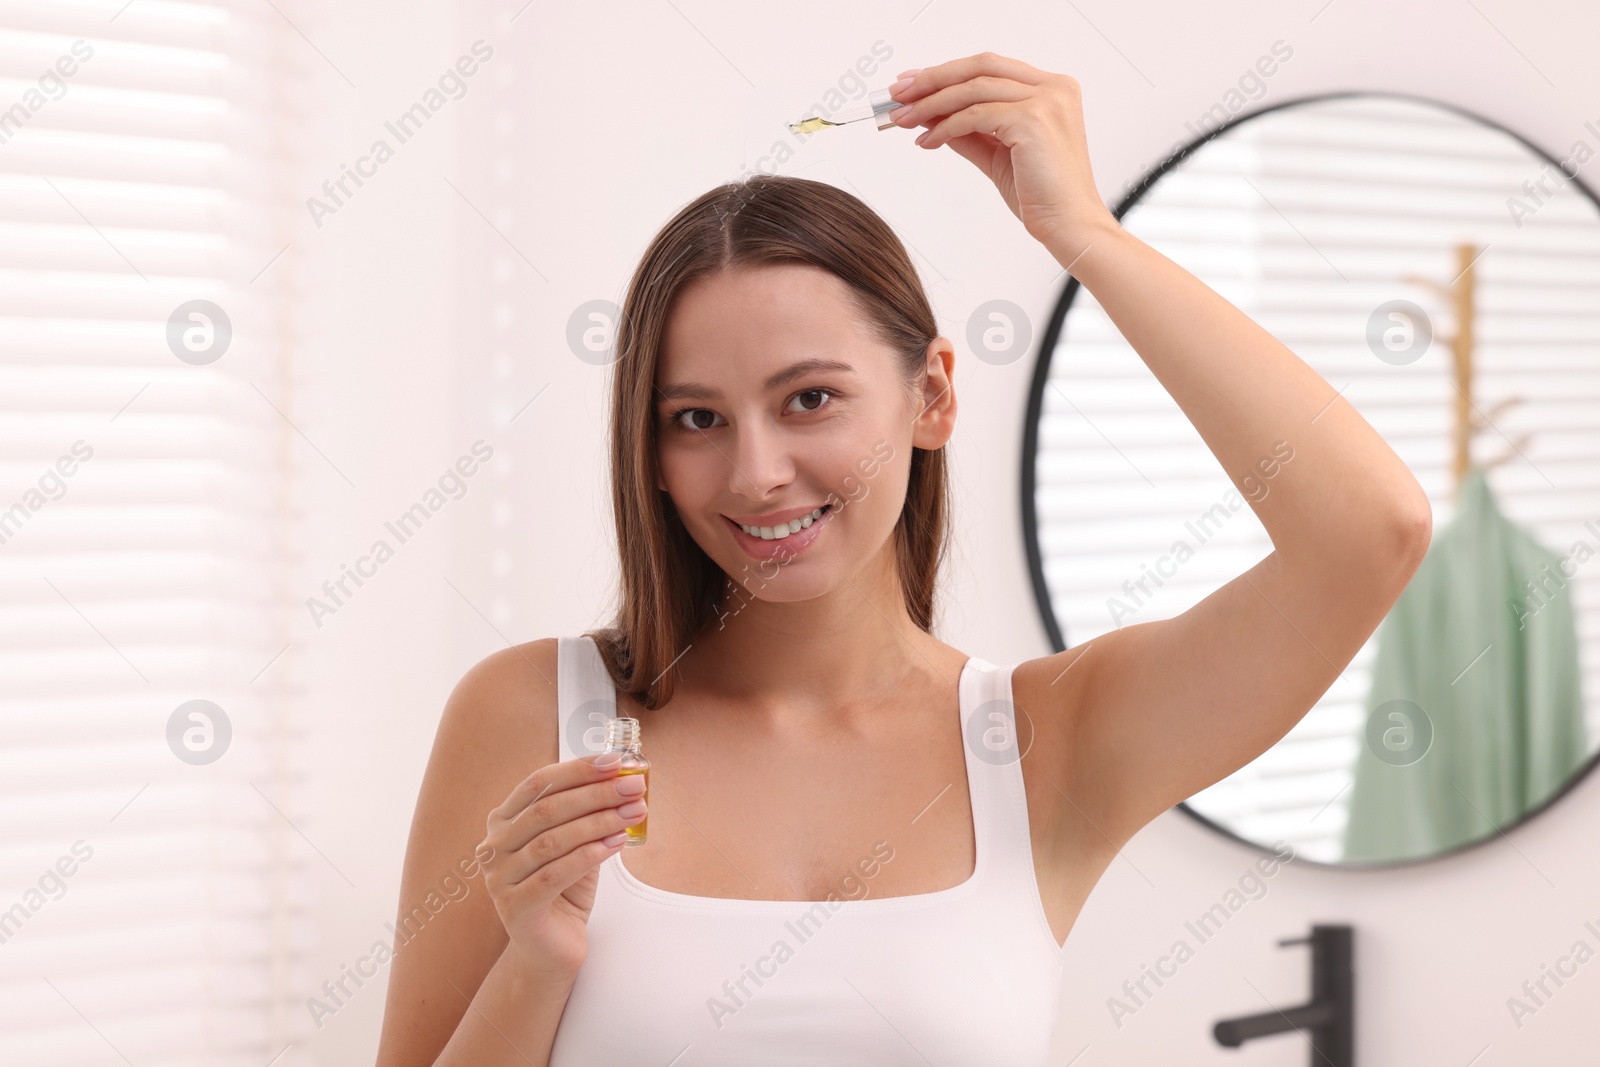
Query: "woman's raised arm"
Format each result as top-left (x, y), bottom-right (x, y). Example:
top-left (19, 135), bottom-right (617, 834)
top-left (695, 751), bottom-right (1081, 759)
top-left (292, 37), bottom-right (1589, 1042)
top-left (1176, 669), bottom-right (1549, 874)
top-left (892, 53), bottom-right (1432, 846)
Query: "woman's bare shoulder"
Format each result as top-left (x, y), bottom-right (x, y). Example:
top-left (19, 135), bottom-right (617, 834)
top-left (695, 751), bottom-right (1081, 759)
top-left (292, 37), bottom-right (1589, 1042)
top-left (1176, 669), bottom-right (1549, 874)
top-left (438, 638), bottom-right (562, 773)
top-left (1010, 642), bottom-right (1098, 757)
top-left (406, 638), bottom-right (563, 877)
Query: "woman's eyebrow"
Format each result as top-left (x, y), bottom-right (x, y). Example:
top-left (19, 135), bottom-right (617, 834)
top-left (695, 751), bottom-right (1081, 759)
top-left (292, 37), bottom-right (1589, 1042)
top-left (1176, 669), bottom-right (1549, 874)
top-left (655, 358), bottom-right (857, 404)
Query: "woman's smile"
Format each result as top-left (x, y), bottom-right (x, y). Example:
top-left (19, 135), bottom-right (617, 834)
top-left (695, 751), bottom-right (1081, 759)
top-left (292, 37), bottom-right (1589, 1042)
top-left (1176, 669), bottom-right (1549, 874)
top-left (723, 502), bottom-right (835, 561)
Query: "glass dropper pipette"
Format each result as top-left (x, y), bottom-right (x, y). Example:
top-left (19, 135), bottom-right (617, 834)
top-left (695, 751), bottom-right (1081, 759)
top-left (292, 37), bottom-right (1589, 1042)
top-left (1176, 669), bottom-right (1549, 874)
top-left (788, 87), bottom-right (905, 135)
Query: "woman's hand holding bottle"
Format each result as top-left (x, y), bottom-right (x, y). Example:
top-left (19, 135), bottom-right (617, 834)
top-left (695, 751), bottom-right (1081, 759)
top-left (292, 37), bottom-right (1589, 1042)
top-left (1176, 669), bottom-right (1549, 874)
top-left (479, 752), bottom-right (648, 979)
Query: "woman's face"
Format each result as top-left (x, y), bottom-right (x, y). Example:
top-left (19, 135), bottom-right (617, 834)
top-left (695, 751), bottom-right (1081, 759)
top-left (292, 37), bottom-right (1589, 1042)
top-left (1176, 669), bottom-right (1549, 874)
top-left (654, 262), bottom-right (954, 604)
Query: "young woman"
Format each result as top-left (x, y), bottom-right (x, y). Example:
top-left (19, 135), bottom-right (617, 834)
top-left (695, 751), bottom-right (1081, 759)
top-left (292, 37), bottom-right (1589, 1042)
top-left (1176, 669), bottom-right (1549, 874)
top-left (375, 52), bottom-right (1431, 1065)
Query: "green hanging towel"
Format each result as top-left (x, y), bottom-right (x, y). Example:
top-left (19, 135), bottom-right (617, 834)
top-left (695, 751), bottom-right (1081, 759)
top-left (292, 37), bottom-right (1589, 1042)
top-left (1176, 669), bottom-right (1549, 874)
top-left (1341, 464), bottom-right (1588, 863)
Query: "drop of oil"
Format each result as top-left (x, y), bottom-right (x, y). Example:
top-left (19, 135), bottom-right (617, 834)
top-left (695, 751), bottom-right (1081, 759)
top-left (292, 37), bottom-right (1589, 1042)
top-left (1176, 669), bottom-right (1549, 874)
top-left (788, 116), bottom-right (839, 135)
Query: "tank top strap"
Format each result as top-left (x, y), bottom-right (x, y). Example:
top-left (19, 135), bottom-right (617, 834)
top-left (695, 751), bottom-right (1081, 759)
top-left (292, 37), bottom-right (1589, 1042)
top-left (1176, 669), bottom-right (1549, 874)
top-left (959, 657), bottom-right (1042, 896)
top-left (556, 635), bottom-right (618, 762)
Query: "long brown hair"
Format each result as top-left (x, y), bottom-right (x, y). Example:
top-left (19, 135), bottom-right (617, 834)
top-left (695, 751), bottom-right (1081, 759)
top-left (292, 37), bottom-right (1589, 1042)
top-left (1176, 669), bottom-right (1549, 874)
top-left (585, 175), bottom-right (951, 710)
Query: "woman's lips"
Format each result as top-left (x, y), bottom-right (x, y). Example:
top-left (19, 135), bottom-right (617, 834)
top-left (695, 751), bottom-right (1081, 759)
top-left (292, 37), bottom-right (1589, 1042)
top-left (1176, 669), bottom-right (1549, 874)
top-left (724, 504), bottom-right (833, 562)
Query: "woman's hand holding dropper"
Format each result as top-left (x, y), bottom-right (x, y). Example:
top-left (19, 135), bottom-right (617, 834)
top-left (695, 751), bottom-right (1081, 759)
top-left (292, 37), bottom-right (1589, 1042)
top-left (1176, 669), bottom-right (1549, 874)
top-left (883, 52), bottom-right (1117, 256)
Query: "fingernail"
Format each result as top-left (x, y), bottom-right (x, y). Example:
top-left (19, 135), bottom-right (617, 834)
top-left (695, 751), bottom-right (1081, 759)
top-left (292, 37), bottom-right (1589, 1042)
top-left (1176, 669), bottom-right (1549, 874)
top-left (896, 67), bottom-right (923, 79)
top-left (915, 130), bottom-right (930, 146)
top-left (602, 830), bottom-right (628, 847)
top-left (888, 77), bottom-right (914, 97)
top-left (594, 753), bottom-right (622, 769)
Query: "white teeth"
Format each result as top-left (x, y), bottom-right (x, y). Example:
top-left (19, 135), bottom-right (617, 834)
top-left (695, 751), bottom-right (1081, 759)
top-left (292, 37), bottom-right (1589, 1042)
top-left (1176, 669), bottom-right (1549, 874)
top-left (739, 506), bottom-right (828, 540)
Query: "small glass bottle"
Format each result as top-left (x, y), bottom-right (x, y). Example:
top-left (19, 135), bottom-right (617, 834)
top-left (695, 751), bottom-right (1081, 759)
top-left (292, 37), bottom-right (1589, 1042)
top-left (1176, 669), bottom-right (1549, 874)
top-left (603, 717), bottom-right (650, 846)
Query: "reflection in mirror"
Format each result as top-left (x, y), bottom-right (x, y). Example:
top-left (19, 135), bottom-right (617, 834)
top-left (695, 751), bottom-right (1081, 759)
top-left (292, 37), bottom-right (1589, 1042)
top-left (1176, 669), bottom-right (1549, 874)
top-left (1026, 93), bottom-right (1600, 866)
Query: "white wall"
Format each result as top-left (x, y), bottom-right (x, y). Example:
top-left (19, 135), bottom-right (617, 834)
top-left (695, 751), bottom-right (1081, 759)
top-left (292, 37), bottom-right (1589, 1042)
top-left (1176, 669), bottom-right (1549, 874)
top-left (287, 0), bottom-right (1600, 1062)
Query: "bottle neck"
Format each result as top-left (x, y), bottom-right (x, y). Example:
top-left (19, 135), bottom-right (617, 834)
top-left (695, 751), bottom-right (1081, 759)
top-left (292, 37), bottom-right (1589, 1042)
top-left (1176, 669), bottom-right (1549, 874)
top-left (605, 716), bottom-right (642, 752)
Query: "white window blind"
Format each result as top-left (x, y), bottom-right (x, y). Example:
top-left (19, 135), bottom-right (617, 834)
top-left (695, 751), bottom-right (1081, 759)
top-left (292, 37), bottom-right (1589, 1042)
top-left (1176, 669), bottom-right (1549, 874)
top-left (1033, 95), bottom-right (1600, 863)
top-left (0, 1), bottom-right (304, 1063)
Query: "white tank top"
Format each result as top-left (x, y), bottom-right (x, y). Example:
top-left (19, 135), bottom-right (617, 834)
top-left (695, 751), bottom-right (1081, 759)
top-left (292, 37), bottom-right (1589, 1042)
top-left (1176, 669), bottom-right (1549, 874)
top-left (548, 635), bottom-right (1067, 1066)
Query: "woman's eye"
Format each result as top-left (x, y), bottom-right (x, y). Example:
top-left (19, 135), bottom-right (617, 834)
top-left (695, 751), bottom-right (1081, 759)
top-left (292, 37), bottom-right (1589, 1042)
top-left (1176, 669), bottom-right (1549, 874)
top-left (788, 388), bottom-right (834, 413)
top-left (674, 408), bottom-right (723, 431)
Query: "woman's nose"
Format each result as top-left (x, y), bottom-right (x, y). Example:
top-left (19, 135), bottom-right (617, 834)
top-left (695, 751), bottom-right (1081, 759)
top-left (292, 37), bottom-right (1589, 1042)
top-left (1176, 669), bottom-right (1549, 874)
top-left (726, 424), bottom-right (795, 497)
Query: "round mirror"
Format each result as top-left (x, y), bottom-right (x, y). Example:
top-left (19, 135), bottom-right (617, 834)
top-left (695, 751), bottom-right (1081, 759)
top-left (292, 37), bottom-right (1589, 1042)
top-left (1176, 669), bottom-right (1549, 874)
top-left (1024, 92), bottom-right (1600, 867)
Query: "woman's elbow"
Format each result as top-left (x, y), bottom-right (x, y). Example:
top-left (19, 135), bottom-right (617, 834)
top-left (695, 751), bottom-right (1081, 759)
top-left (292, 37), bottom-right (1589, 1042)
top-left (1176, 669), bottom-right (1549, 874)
top-left (1385, 494), bottom-right (1434, 582)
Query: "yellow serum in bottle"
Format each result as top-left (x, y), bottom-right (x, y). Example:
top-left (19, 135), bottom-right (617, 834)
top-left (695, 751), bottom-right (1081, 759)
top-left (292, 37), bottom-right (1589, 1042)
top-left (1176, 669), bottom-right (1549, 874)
top-left (603, 716), bottom-right (650, 846)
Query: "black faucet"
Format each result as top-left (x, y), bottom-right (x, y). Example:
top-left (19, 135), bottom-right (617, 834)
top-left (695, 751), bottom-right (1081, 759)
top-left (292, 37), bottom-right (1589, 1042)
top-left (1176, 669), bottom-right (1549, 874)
top-left (1212, 923), bottom-right (1353, 1066)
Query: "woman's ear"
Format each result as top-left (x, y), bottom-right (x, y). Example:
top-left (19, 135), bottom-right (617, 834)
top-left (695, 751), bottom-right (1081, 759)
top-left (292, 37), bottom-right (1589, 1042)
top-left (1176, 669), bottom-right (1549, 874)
top-left (911, 338), bottom-right (957, 451)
